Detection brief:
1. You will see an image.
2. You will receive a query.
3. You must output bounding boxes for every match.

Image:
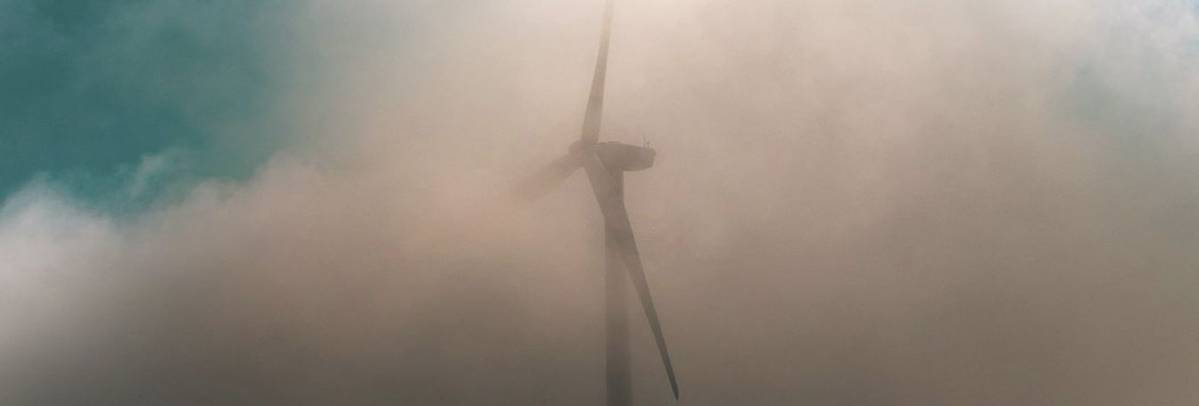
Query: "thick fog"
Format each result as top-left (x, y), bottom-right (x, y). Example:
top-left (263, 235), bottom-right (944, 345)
top-left (3, 0), bottom-right (1198, 404)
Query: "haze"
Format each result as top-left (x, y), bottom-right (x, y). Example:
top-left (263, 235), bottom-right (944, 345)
top-left (2, 0), bottom-right (1198, 404)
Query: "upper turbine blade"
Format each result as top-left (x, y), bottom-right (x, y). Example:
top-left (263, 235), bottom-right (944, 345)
top-left (513, 152), bottom-right (582, 201)
top-left (580, 0), bottom-right (614, 145)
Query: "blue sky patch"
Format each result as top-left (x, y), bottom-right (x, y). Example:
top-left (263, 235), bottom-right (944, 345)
top-left (0, 0), bottom-right (299, 208)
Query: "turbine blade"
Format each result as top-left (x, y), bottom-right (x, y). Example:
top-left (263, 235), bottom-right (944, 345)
top-left (581, 148), bottom-right (679, 399)
top-left (514, 152), bottom-right (581, 201)
top-left (607, 204), bottom-right (680, 400)
top-left (580, 0), bottom-right (614, 145)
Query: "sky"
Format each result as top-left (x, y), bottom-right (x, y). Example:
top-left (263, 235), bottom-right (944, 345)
top-left (2, 0), bottom-right (1199, 404)
top-left (0, 0), bottom-right (295, 209)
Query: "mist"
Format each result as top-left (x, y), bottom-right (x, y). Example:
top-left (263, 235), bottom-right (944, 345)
top-left (3, 0), bottom-right (1198, 404)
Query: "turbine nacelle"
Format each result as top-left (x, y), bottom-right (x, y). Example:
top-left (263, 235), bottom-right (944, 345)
top-left (516, 139), bottom-right (655, 201)
top-left (572, 140), bottom-right (656, 172)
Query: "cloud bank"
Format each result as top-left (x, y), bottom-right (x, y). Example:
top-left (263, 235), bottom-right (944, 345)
top-left (2, 0), bottom-right (1198, 404)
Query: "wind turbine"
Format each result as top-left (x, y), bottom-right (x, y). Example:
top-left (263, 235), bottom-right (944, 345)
top-left (515, 0), bottom-right (679, 404)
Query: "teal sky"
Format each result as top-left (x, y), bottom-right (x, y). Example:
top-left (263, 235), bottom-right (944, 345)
top-left (0, 0), bottom-right (297, 209)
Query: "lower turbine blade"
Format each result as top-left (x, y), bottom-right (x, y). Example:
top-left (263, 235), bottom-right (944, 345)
top-left (580, 147), bottom-right (678, 399)
top-left (609, 206), bottom-right (680, 400)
